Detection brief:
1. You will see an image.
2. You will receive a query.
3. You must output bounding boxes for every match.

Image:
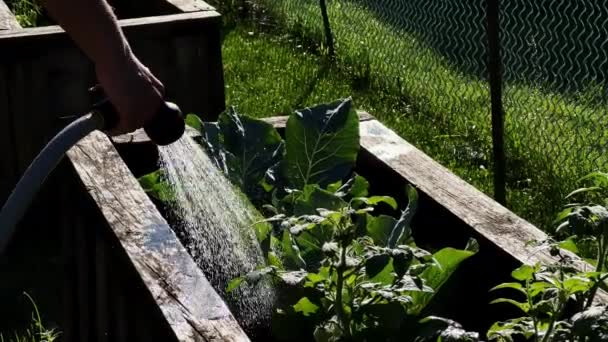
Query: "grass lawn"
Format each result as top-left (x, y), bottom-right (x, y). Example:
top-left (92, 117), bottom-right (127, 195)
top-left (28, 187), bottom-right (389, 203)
top-left (223, 26), bottom-right (491, 211)
top-left (218, 0), bottom-right (608, 232)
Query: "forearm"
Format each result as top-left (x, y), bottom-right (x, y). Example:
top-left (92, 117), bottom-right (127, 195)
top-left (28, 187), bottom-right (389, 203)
top-left (41, 0), bottom-right (165, 135)
top-left (43, 0), bottom-right (133, 68)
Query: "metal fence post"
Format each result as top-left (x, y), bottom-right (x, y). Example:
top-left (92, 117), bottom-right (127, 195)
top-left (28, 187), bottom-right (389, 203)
top-left (319, 0), bottom-right (335, 57)
top-left (486, 0), bottom-right (506, 205)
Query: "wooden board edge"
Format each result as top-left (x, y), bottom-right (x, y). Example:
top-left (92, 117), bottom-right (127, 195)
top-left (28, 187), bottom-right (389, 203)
top-left (111, 111), bottom-right (376, 145)
top-left (357, 119), bottom-right (608, 304)
top-left (164, 0), bottom-right (216, 12)
top-left (66, 131), bottom-right (250, 342)
top-left (0, 10), bottom-right (220, 39)
top-left (0, 0), bottom-right (21, 30)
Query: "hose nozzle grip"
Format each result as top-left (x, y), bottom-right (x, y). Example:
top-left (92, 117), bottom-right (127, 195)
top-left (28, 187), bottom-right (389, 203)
top-left (91, 90), bottom-right (185, 146)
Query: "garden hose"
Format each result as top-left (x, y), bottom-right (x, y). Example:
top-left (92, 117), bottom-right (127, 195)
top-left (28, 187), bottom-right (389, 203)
top-left (0, 96), bottom-right (185, 256)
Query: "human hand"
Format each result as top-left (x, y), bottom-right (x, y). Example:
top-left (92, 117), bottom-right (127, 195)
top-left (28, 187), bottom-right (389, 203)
top-left (94, 53), bottom-right (165, 136)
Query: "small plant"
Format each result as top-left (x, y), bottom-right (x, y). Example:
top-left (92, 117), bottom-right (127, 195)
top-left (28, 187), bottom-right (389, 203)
top-left (141, 98), bottom-right (608, 340)
top-left (175, 98), bottom-right (477, 341)
top-left (418, 261), bottom-right (608, 342)
top-left (229, 181), bottom-right (478, 341)
top-left (5, 0), bottom-right (44, 28)
top-left (553, 171), bottom-right (608, 274)
top-left (1, 293), bottom-right (60, 342)
top-left (486, 262), bottom-right (608, 342)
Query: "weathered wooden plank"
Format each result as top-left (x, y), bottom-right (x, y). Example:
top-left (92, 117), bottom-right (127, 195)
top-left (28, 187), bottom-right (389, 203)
top-left (262, 110), bottom-right (375, 128)
top-left (0, 0), bottom-right (20, 31)
top-left (110, 111), bottom-right (375, 145)
top-left (172, 32), bottom-right (226, 121)
top-left (0, 0), bottom-right (18, 204)
top-left (166, 0), bottom-right (215, 12)
top-left (357, 119), bottom-right (608, 303)
top-left (0, 11), bottom-right (221, 43)
top-left (67, 131), bottom-right (250, 342)
top-left (0, 64), bottom-right (16, 204)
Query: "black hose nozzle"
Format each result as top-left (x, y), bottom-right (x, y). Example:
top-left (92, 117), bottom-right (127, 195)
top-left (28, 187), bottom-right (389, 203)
top-left (91, 87), bottom-right (185, 146)
top-left (143, 101), bottom-right (185, 146)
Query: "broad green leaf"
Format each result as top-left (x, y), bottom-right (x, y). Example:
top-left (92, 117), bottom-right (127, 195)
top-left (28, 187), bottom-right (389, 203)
top-left (564, 276), bottom-right (594, 294)
top-left (388, 185), bottom-right (418, 248)
top-left (293, 297), bottom-right (319, 317)
top-left (253, 221), bottom-right (272, 243)
top-left (218, 107), bottom-right (285, 197)
top-left (392, 248), bottom-right (414, 278)
top-left (487, 317), bottom-right (536, 341)
top-left (281, 230), bottom-right (306, 269)
top-left (366, 214), bottom-right (397, 246)
top-left (285, 98), bottom-right (360, 188)
top-left (566, 186), bottom-right (602, 199)
top-left (511, 265), bottom-right (536, 282)
top-left (326, 180), bottom-right (343, 193)
top-left (349, 175), bottom-right (370, 198)
top-left (366, 254), bottom-right (391, 279)
top-left (294, 185), bottom-right (347, 216)
top-left (370, 258), bottom-right (395, 284)
top-left (528, 281), bottom-right (553, 298)
top-left (305, 272), bottom-right (327, 287)
top-left (138, 169), bottom-right (161, 189)
top-left (331, 174), bottom-right (369, 198)
top-left (352, 196), bottom-right (398, 210)
top-left (490, 282), bottom-right (526, 295)
top-left (410, 247), bottom-right (476, 314)
top-left (138, 170), bottom-right (175, 202)
top-left (489, 298), bottom-right (530, 313)
top-left (559, 238), bottom-right (579, 254)
top-left (226, 277), bottom-right (244, 293)
top-left (185, 113), bottom-right (204, 132)
top-left (553, 208), bottom-right (573, 225)
top-left (267, 251), bottom-right (283, 269)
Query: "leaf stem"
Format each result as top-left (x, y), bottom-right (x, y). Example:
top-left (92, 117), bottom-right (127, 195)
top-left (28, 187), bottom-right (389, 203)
top-left (335, 245), bottom-right (350, 338)
top-left (585, 233), bottom-right (608, 309)
top-left (527, 280), bottom-right (540, 342)
top-left (542, 298), bottom-right (567, 342)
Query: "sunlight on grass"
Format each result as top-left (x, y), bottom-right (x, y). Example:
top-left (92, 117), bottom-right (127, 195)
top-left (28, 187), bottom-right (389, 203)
top-left (221, 0), bottom-right (608, 230)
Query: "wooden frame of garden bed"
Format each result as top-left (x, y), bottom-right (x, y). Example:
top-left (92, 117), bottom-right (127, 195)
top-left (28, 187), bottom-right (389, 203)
top-left (68, 112), bottom-right (608, 340)
top-left (0, 1), bottom-right (231, 340)
top-left (0, 0), bottom-right (225, 204)
top-left (66, 131), bottom-right (249, 342)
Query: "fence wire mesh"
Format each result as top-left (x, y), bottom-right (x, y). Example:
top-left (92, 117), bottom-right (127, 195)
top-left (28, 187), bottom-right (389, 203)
top-left (208, 0), bottom-right (608, 229)
top-left (501, 0), bottom-right (608, 223)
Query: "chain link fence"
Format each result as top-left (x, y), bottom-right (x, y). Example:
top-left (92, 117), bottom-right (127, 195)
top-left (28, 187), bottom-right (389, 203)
top-left (208, 0), bottom-right (608, 229)
top-left (501, 0), bottom-right (608, 222)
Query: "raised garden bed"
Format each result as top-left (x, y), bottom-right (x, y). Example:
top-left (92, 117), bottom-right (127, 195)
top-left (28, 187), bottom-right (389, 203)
top-left (0, 0), bottom-right (226, 339)
top-left (66, 99), bottom-right (608, 341)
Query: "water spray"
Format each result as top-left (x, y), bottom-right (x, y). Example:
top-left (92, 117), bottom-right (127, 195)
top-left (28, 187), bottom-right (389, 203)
top-left (0, 90), bottom-right (185, 255)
